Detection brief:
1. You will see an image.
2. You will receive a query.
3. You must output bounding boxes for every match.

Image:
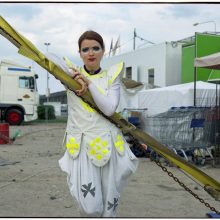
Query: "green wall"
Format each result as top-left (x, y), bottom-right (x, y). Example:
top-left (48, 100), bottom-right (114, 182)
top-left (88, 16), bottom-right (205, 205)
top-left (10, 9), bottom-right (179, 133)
top-left (182, 45), bottom-right (195, 83)
top-left (182, 33), bottom-right (220, 83)
top-left (196, 33), bottom-right (220, 57)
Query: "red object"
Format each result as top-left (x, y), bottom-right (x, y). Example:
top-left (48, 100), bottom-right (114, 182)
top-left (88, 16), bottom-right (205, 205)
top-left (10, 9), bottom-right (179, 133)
top-left (0, 123), bottom-right (10, 144)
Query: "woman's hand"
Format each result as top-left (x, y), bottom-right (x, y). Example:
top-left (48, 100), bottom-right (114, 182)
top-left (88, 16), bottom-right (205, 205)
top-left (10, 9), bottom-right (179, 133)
top-left (69, 68), bottom-right (91, 96)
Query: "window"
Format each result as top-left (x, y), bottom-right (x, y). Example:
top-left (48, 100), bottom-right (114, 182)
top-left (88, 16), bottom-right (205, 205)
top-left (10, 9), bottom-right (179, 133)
top-left (126, 67), bottom-right (132, 79)
top-left (19, 76), bottom-right (35, 89)
top-left (148, 68), bottom-right (154, 85)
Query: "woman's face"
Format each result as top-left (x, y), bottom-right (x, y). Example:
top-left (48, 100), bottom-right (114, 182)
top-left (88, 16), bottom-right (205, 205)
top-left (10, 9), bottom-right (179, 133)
top-left (79, 39), bottom-right (104, 71)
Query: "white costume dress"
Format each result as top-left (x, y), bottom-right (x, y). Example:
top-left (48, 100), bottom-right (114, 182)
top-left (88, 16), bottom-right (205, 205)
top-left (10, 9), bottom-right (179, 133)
top-left (47, 54), bottom-right (139, 217)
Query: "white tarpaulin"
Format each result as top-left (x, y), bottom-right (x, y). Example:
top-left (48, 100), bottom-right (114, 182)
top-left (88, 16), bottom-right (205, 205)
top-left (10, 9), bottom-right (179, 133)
top-left (194, 52), bottom-right (220, 69)
top-left (138, 81), bottom-right (216, 116)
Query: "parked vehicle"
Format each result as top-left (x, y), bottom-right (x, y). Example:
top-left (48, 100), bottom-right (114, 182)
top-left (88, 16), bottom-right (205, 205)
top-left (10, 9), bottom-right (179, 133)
top-left (0, 60), bottom-right (39, 125)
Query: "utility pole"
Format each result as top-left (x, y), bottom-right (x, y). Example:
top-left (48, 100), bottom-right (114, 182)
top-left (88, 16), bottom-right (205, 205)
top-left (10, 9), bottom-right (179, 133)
top-left (133, 28), bottom-right (136, 50)
top-left (133, 28), bottom-right (154, 50)
top-left (44, 42), bottom-right (51, 102)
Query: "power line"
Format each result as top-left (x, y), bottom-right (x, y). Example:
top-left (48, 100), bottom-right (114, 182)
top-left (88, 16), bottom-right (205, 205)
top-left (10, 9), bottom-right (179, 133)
top-left (136, 35), bottom-right (155, 45)
top-left (133, 28), bottom-right (154, 50)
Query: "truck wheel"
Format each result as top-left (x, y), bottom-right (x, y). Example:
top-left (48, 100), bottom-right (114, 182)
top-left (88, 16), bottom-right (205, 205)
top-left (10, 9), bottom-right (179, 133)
top-left (5, 109), bottom-right (24, 125)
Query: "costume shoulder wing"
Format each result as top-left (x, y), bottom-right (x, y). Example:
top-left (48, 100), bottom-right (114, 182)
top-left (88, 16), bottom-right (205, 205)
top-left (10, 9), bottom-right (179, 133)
top-left (107, 61), bottom-right (124, 86)
top-left (45, 53), bottom-right (70, 74)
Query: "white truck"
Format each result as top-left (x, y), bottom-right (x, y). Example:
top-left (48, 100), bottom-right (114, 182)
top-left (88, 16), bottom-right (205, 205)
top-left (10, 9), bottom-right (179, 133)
top-left (0, 60), bottom-right (39, 125)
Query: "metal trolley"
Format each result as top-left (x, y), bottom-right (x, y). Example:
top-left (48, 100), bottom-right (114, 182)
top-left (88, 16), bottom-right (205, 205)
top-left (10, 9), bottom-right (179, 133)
top-left (143, 106), bottom-right (214, 165)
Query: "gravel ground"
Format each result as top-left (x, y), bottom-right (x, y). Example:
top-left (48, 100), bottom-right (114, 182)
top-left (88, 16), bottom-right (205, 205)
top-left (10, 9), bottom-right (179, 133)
top-left (0, 123), bottom-right (219, 217)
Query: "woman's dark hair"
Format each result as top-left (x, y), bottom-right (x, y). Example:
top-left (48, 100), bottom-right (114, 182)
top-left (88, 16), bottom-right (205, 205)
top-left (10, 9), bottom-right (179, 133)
top-left (78, 30), bottom-right (105, 50)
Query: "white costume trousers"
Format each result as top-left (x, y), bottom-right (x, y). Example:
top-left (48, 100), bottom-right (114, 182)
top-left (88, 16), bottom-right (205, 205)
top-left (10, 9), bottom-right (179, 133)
top-left (59, 140), bottom-right (138, 217)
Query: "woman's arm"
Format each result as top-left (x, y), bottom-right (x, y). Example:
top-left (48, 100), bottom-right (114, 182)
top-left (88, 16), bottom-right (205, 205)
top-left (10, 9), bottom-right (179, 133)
top-left (88, 76), bottom-right (120, 116)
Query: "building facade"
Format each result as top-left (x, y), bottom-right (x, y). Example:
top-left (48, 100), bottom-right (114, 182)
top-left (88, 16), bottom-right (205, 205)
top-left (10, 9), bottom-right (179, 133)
top-left (40, 90), bottom-right (67, 105)
top-left (102, 42), bottom-right (182, 88)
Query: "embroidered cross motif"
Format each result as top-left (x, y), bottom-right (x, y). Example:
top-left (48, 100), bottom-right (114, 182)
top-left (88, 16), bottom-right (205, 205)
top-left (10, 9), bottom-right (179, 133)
top-left (81, 182), bottom-right (95, 198)
top-left (107, 198), bottom-right (118, 211)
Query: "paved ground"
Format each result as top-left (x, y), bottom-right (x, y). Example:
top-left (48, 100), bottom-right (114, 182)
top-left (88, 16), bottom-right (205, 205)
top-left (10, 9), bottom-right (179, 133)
top-left (0, 123), bottom-right (219, 217)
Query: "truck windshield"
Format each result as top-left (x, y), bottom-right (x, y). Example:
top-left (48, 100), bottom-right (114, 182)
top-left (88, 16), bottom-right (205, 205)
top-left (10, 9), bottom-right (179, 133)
top-left (19, 76), bottom-right (35, 89)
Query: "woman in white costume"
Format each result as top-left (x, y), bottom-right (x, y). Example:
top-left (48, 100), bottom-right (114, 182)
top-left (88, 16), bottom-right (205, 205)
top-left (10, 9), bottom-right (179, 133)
top-left (58, 30), bottom-right (138, 217)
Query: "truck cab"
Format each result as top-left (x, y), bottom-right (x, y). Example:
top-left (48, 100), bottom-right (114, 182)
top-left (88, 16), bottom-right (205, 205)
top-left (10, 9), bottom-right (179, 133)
top-left (0, 60), bottom-right (39, 125)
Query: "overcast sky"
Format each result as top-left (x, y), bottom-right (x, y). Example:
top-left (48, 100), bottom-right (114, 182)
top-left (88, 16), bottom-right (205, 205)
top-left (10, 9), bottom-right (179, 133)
top-left (0, 3), bottom-right (219, 94)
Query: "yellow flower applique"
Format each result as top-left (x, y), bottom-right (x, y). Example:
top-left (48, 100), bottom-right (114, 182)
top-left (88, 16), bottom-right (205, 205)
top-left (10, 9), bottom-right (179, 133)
top-left (66, 137), bottom-right (80, 156)
top-left (89, 137), bottom-right (110, 160)
top-left (115, 134), bottom-right (125, 153)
